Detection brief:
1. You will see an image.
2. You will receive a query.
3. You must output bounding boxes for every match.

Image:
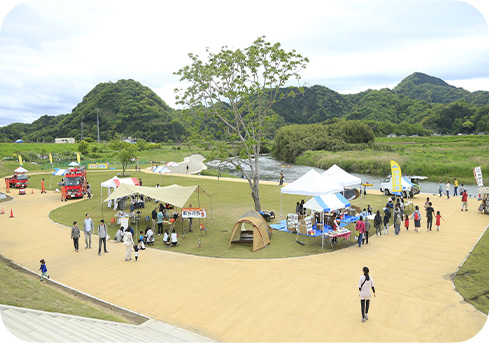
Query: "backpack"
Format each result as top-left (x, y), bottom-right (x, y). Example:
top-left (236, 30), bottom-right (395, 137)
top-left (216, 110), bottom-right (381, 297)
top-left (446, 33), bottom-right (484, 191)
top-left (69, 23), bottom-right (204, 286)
top-left (414, 211), bottom-right (420, 220)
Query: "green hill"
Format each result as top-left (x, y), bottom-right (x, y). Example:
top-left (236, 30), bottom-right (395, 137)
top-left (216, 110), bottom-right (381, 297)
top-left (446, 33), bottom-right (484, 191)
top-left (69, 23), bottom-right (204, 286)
top-left (1, 73), bottom-right (489, 142)
top-left (0, 79), bottom-right (186, 143)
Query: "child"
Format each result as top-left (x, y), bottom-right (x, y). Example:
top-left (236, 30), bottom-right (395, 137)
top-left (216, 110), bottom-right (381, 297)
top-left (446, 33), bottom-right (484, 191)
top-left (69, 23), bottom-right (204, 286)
top-left (139, 231), bottom-right (144, 244)
top-left (170, 229), bottom-right (178, 246)
top-left (138, 238), bottom-right (145, 250)
top-left (435, 211), bottom-right (444, 231)
top-left (404, 215), bottom-right (409, 231)
top-left (383, 211), bottom-right (390, 235)
top-left (134, 243), bottom-right (139, 261)
top-left (39, 259), bottom-right (49, 282)
top-left (163, 229), bottom-right (170, 245)
top-left (367, 205), bottom-right (372, 215)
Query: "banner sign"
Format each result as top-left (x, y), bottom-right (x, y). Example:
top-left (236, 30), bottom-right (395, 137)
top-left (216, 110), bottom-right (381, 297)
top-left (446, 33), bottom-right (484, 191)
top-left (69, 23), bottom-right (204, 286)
top-left (473, 166), bottom-right (484, 187)
top-left (49, 153), bottom-right (53, 164)
top-left (88, 163), bottom-right (108, 169)
top-left (390, 160), bottom-right (402, 194)
top-left (182, 208), bottom-right (207, 219)
top-left (18, 155), bottom-right (23, 166)
top-left (76, 153), bottom-right (81, 164)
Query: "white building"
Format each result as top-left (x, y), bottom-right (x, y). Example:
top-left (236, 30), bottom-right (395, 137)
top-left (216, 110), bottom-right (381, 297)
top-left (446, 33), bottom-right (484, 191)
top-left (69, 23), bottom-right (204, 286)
top-left (55, 137), bottom-right (75, 144)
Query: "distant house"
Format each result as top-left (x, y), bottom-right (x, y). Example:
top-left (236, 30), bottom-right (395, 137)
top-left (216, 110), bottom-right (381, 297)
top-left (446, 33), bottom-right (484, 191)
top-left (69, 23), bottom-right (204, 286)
top-left (55, 138), bottom-right (75, 144)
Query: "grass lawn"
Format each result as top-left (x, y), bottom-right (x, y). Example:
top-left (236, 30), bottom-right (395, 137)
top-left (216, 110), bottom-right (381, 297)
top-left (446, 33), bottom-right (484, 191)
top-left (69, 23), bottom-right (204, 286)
top-left (453, 225), bottom-right (489, 314)
top-left (44, 169), bottom-right (407, 259)
top-left (0, 256), bottom-right (135, 323)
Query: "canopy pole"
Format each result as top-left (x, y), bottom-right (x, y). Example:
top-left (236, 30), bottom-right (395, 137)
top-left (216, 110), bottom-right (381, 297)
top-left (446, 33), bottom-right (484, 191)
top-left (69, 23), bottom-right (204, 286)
top-left (280, 192), bottom-right (282, 219)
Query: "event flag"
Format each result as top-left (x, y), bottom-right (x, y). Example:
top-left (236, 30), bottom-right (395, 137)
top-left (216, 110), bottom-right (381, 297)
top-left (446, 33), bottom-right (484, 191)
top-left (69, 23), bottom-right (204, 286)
top-left (390, 160), bottom-right (402, 194)
top-left (49, 153), bottom-right (53, 164)
top-left (18, 155), bottom-right (23, 166)
top-left (76, 152), bottom-right (80, 164)
top-left (473, 166), bottom-right (484, 187)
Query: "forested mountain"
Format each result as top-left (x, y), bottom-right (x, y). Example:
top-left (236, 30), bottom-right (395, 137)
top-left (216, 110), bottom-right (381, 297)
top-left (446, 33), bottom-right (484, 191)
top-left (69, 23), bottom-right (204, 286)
top-left (0, 79), bottom-right (186, 143)
top-left (1, 73), bottom-right (489, 142)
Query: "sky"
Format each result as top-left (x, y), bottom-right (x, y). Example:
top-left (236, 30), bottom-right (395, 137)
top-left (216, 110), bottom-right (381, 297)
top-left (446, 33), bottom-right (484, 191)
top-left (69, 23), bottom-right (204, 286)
top-left (0, 0), bottom-right (489, 127)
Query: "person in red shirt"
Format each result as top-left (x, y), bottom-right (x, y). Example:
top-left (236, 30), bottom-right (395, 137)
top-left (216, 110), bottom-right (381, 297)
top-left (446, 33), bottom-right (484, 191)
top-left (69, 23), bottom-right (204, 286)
top-left (435, 211), bottom-right (444, 231)
top-left (461, 190), bottom-right (468, 211)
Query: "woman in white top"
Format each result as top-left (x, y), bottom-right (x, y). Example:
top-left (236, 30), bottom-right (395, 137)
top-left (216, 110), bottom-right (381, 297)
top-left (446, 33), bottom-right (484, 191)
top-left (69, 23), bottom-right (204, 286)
top-left (359, 266), bottom-right (376, 322)
top-left (122, 228), bottom-right (134, 261)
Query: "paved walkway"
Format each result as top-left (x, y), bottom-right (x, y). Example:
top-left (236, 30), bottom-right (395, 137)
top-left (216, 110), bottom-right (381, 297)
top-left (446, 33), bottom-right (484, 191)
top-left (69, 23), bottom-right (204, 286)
top-left (0, 182), bottom-right (488, 342)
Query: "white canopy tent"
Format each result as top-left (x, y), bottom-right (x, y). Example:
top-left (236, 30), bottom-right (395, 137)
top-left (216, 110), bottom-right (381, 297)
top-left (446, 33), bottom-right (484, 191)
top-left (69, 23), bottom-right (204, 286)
top-left (280, 169), bottom-right (344, 217)
top-left (103, 183), bottom-right (209, 209)
top-left (100, 176), bottom-right (140, 206)
top-left (321, 164), bottom-right (361, 187)
top-left (14, 167), bottom-right (28, 173)
top-left (281, 169), bottom-right (343, 196)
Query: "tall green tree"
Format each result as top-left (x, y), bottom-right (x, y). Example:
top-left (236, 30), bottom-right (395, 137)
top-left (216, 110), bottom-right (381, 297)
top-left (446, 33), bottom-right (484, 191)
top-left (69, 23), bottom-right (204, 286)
top-left (175, 37), bottom-right (309, 210)
top-left (116, 143), bottom-right (137, 176)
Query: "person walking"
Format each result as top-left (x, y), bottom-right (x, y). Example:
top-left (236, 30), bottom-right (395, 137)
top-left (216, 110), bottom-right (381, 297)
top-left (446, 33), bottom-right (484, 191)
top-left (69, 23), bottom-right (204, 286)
top-left (279, 170), bottom-right (284, 185)
top-left (157, 208), bottom-right (164, 235)
top-left (445, 181), bottom-right (450, 199)
top-left (411, 205), bottom-right (422, 233)
top-left (426, 202), bottom-right (435, 231)
top-left (374, 210), bottom-right (382, 236)
top-left (355, 216), bottom-right (365, 247)
top-left (363, 217), bottom-right (371, 244)
top-left (83, 213), bottom-right (94, 249)
top-left (454, 178), bottom-right (458, 196)
top-left (461, 190), bottom-right (468, 211)
top-left (123, 228), bottom-right (134, 261)
top-left (404, 215), bottom-right (409, 231)
top-left (359, 266), bottom-right (376, 323)
top-left (394, 206), bottom-right (402, 235)
top-left (71, 221), bottom-right (80, 252)
top-left (39, 259), bottom-right (50, 282)
top-left (383, 210), bottom-right (390, 235)
top-left (97, 219), bottom-right (109, 256)
top-left (436, 211), bottom-right (444, 231)
top-left (438, 180), bottom-right (442, 197)
top-left (41, 178), bottom-right (46, 194)
top-left (61, 184), bottom-right (67, 202)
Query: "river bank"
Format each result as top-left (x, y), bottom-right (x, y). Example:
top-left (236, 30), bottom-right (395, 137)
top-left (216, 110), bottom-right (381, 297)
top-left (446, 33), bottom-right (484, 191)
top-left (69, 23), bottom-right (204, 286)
top-left (206, 155), bottom-right (483, 196)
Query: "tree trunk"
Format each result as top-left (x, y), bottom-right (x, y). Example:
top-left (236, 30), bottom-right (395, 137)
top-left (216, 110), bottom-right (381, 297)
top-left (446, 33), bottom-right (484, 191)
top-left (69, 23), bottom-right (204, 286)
top-left (252, 179), bottom-right (261, 212)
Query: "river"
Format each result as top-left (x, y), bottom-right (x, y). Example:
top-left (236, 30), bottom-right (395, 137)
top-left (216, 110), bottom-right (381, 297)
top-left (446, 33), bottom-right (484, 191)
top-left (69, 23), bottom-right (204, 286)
top-left (205, 155), bottom-right (481, 196)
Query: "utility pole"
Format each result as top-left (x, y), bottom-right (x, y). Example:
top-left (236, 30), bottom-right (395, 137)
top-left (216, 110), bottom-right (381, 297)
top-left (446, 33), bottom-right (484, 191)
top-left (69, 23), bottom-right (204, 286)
top-left (81, 122), bottom-right (83, 141)
top-left (97, 108), bottom-right (100, 143)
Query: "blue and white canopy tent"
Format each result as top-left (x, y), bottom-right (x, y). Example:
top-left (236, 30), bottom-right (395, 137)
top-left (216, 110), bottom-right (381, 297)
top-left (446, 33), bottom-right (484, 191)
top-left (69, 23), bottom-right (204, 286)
top-left (153, 165), bottom-right (172, 185)
top-left (303, 192), bottom-right (351, 248)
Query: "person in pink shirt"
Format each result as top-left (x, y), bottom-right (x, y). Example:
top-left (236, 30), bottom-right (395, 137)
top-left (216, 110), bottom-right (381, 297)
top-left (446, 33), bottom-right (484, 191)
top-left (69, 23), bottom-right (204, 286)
top-left (356, 216), bottom-right (366, 247)
top-left (435, 211), bottom-right (444, 231)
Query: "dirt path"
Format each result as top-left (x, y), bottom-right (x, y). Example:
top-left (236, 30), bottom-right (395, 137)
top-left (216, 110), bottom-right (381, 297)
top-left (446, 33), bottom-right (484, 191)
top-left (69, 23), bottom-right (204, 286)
top-left (1, 182), bottom-right (488, 342)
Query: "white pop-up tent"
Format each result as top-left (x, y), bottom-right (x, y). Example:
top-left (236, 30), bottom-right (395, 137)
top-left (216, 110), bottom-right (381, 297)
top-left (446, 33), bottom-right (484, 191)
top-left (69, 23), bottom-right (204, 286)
top-left (281, 169), bottom-right (343, 196)
top-left (322, 164), bottom-right (361, 187)
top-left (280, 169), bottom-right (344, 217)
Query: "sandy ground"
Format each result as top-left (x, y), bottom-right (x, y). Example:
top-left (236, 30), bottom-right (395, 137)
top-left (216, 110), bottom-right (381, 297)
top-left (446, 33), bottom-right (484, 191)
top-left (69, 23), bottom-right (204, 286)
top-left (0, 179), bottom-right (488, 342)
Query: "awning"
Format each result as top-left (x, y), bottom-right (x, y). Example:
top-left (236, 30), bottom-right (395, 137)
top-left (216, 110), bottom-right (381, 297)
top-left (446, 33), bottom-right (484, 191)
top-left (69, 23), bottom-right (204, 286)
top-left (103, 183), bottom-right (206, 208)
top-left (53, 168), bottom-right (67, 176)
top-left (281, 169), bottom-right (343, 196)
top-left (303, 193), bottom-right (351, 212)
top-left (101, 176), bottom-right (140, 189)
top-left (14, 167), bottom-right (28, 173)
top-left (153, 165), bottom-right (172, 173)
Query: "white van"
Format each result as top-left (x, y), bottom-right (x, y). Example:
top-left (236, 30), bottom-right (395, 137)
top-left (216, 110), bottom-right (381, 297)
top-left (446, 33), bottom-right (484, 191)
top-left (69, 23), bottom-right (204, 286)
top-left (380, 175), bottom-right (423, 197)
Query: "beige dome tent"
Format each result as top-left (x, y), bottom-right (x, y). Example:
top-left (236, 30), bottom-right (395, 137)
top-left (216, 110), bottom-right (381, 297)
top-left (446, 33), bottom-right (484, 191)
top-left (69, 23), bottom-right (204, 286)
top-left (229, 211), bottom-right (272, 252)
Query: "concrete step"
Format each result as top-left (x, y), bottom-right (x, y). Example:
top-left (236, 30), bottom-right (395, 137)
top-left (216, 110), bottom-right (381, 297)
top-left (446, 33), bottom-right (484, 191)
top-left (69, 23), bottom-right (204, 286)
top-left (1, 305), bottom-right (216, 343)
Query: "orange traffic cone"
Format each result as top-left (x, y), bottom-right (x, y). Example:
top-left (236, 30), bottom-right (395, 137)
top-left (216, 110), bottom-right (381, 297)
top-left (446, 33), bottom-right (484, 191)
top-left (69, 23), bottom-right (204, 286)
top-left (9, 209), bottom-right (14, 218)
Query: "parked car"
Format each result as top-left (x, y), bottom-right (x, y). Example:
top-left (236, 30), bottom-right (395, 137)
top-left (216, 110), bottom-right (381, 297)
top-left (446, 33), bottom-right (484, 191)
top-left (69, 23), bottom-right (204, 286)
top-left (380, 175), bottom-right (422, 198)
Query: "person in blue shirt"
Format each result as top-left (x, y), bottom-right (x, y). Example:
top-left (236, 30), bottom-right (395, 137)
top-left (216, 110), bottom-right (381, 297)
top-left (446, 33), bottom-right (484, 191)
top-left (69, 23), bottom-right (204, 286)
top-left (39, 259), bottom-right (50, 282)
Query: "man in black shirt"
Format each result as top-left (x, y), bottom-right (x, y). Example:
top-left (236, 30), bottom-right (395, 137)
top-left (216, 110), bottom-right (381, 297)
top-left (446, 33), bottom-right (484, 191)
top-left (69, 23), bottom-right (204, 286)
top-left (151, 207), bottom-right (157, 232)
